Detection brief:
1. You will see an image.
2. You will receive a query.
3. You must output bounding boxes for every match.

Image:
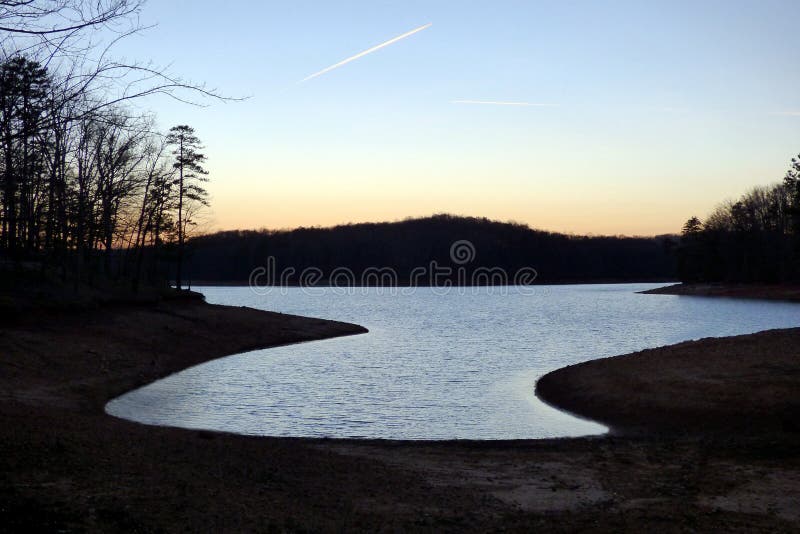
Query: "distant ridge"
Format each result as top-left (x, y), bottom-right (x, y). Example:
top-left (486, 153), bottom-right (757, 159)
top-left (186, 214), bottom-right (677, 285)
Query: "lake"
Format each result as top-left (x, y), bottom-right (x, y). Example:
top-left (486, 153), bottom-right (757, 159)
top-left (106, 284), bottom-right (800, 440)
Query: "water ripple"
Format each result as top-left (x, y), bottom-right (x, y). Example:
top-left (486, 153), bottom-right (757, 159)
top-left (106, 284), bottom-right (800, 440)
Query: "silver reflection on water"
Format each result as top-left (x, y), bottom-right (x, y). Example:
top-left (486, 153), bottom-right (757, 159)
top-left (106, 284), bottom-right (800, 440)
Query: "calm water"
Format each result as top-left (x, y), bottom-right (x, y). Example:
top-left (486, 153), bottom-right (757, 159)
top-left (107, 284), bottom-right (800, 440)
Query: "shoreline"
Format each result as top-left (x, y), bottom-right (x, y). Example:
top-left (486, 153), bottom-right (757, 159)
top-left (2, 299), bottom-right (800, 530)
top-left (642, 282), bottom-right (800, 302)
top-left (188, 278), bottom-right (678, 288)
top-left (0, 299), bottom-right (368, 415)
top-left (536, 328), bottom-right (800, 436)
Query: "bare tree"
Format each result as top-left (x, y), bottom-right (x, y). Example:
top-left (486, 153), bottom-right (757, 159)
top-left (127, 134), bottom-right (170, 289)
top-left (0, 2), bottom-right (231, 292)
top-left (0, 0), bottom-right (142, 36)
top-left (2, 0), bottom-right (234, 128)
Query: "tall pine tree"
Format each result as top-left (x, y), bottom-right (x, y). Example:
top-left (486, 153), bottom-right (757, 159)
top-left (166, 125), bottom-right (209, 290)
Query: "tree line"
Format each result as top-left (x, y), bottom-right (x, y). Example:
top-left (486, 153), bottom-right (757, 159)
top-left (676, 154), bottom-right (800, 283)
top-left (184, 215), bottom-right (677, 285)
top-left (1, 1), bottom-right (213, 291)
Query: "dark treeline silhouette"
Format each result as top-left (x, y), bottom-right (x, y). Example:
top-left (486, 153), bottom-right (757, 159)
top-left (0, 1), bottom-right (216, 292)
top-left (186, 215), bottom-right (677, 285)
top-left (676, 154), bottom-right (800, 283)
top-left (0, 56), bottom-right (208, 290)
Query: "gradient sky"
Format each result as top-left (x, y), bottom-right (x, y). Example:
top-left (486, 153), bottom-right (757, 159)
top-left (115, 0), bottom-right (800, 236)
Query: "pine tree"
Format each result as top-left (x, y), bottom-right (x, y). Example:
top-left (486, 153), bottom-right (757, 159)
top-left (785, 154), bottom-right (800, 277)
top-left (0, 57), bottom-right (51, 257)
top-left (785, 155), bottom-right (800, 230)
top-left (166, 125), bottom-right (209, 290)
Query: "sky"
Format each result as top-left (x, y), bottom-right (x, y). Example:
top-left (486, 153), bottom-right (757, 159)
top-left (113, 0), bottom-right (800, 236)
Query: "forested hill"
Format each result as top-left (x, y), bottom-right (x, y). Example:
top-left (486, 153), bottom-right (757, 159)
top-left (185, 215), bottom-right (677, 285)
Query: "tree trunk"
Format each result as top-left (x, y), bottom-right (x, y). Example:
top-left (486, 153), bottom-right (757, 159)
top-left (176, 136), bottom-right (184, 290)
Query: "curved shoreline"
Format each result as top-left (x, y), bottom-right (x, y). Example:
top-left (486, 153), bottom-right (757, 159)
top-left (536, 328), bottom-right (800, 436)
top-left (3, 300), bottom-right (800, 530)
top-left (2, 300), bottom-right (367, 416)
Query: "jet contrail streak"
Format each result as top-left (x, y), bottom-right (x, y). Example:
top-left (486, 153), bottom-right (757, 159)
top-left (299, 23), bottom-right (432, 83)
top-left (452, 100), bottom-right (556, 107)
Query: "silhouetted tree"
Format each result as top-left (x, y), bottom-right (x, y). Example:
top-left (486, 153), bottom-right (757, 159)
top-left (127, 136), bottom-right (172, 290)
top-left (0, 56), bottom-right (50, 257)
top-left (1, 0), bottom-right (226, 117)
top-left (784, 154), bottom-right (800, 273)
top-left (0, 2), bottom-right (228, 295)
top-left (682, 217), bottom-right (702, 236)
top-left (0, 0), bottom-right (142, 37)
top-left (0, 55), bottom-right (217, 292)
top-left (671, 154), bottom-right (800, 284)
top-left (676, 217), bottom-right (705, 282)
top-left (166, 125), bottom-right (208, 290)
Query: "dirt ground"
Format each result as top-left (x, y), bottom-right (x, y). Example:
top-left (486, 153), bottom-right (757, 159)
top-left (536, 328), bottom-right (800, 436)
top-left (2, 300), bottom-right (799, 532)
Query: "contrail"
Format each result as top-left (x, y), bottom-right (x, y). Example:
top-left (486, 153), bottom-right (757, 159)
top-left (299, 23), bottom-right (432, 83)
top-left (452, 100), bottom-right (557, 107)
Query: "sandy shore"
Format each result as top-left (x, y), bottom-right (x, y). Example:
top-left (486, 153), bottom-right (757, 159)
top-left (2, 300), bottom-right (800, 531)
